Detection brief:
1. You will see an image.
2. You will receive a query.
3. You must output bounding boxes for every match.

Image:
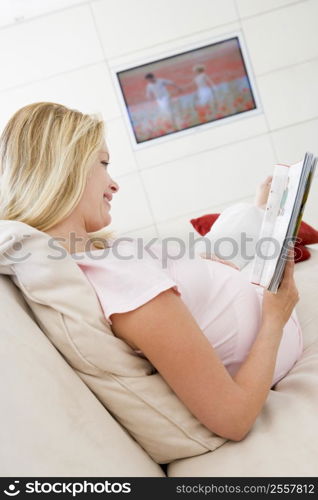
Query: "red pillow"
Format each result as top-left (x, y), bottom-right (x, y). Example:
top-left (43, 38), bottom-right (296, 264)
top-left (190, 213), bottom-right (220, 236)
top-left (297, 220), bottom-right (318, 246)
top-left (293, 243), bottom-right (311, 263)
top-left (189, 214), bottom-right (315, 263)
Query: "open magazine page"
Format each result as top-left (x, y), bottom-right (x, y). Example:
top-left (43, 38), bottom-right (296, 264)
top-left (261, 161), bottom-right (303, 287)
top-left (250, 165), bottom-right (288, 285)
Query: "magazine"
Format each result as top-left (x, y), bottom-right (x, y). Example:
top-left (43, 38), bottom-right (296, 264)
top-left (250, 151), bottom-right (317, 293)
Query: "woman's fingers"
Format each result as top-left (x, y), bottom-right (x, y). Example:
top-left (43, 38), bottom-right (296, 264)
top-left (199, 253), bottom-right (239, 270)
top-left (221, 260), bottom-right (240, 270)
top-left (255, 175), bottom-right (273, 207)
top-left (262, 175), bottom-right (273, 186)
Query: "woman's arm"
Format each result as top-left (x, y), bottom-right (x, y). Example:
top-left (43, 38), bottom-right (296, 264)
top-left (110, 251), bottom-right (298, 442)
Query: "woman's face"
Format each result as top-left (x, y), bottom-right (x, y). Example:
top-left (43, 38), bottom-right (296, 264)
top-left (76, 140), bottom-right (119, 233)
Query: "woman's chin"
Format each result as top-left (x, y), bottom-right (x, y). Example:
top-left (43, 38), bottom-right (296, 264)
top-left (103, 211), bottom-right (112, 226)
top-left (99, 204), bottom-right (112, 223)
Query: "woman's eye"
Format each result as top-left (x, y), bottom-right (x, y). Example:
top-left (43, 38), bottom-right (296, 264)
top-left (101, 161), bottom-right (110, 168)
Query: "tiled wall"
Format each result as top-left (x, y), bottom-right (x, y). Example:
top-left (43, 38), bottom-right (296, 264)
top-left (0, 0), bottom-right (317, 242)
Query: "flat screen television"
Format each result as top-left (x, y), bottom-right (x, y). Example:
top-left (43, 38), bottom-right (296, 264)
top-left (111, 33), bottom-right (261, 149)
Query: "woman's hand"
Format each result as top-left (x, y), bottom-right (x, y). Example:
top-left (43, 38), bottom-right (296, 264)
top-left (261, 248), bottom-right (300, 331)
top-left (199, 252), bottom-right (239, 270)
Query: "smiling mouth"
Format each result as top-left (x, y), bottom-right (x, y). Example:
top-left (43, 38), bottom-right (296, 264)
top-left (103, 196), bottom-right (110, 207)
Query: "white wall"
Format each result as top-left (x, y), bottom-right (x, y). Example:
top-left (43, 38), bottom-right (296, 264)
top-left (0, 0), bottom-right (317, 242)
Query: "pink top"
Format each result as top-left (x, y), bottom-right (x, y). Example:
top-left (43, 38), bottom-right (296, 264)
top-left (71, 238), bottom-right (303, 387)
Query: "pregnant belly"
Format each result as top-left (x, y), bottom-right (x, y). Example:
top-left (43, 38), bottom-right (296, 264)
top-left (201, 261), bottom-right (262, 369)
top-left (170, 257), bottom-right (262, 368)
top-left (199, 260), bottom-right (303, 384)
top-left (135, 255), bottom-right (303, 385)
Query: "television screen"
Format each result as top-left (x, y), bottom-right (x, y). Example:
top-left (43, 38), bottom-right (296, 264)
top-left (114, 35), bottom-right (258, 147)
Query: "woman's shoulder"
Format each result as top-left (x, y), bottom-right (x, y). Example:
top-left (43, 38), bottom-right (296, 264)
top-left (70, 237), bottom-right (167, 272)
top-left (70, 237), bottom-right (139, 260)
top-left (69, 238), bottom-right (182, 325)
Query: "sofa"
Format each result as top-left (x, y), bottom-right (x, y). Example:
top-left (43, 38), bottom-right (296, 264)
top-left (1, 240), bottom-right (318, 477)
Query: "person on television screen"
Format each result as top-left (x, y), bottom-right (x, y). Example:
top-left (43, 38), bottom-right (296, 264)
top-left (192, 64), bottom-right (217, 110)
top-left (145, 73), bottom-right (181, 123)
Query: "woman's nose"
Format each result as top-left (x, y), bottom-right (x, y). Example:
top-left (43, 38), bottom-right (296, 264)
top-left (110, 178), bottom-right (119, 193)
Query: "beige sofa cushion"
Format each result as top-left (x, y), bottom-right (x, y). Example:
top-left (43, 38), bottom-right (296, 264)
top-left (0, 274), bottom-right (164, 477)
top-left (0, 220), bottom-right (227, 465)
top-left (168, 248), bottom-right (318, 477)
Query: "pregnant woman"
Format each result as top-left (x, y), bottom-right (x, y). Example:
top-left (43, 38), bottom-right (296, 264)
top-left (0, 102), bottom-right (301, 443)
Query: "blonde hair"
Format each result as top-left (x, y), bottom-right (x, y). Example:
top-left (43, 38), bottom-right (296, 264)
top-left (0, 102), bottom-right (116, 249)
